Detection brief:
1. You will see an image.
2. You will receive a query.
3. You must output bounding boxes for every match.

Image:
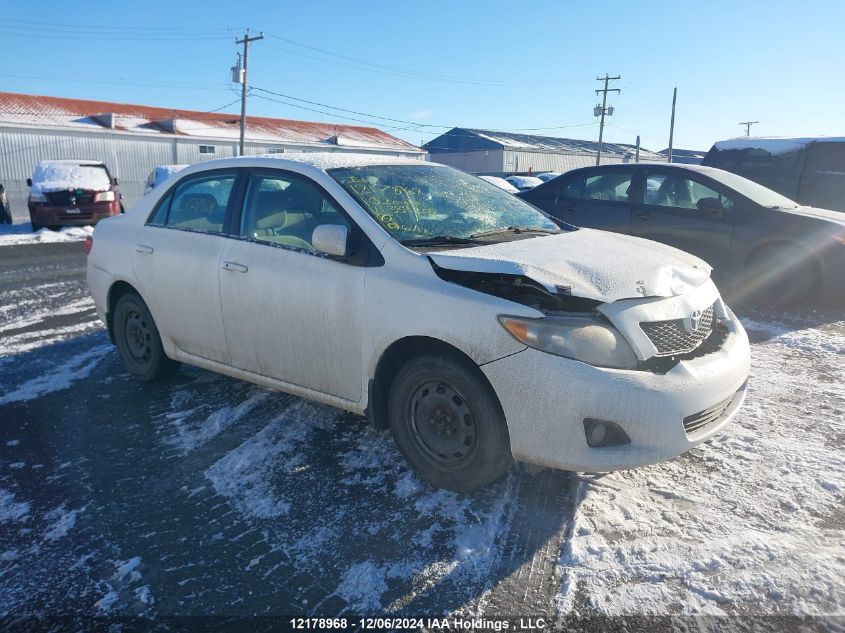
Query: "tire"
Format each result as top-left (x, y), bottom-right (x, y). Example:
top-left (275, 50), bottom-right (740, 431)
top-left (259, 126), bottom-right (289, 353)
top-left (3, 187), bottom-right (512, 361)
top-left (113, 293), bottom-right (180, 382)
top-left (745, 244), bottom-right (818, 306)
top-left (387, 354), bottom-right (511, 492)
top-left (31, 223), bottom-right (41, 232)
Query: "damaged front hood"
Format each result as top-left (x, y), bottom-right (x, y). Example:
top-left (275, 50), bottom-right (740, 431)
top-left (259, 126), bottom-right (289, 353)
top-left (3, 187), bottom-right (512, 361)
top-left (428, 228), bottom-right (712, 303)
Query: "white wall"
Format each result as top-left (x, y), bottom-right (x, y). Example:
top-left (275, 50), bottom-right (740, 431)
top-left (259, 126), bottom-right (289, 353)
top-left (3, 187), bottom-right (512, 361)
top-left (0, 126), bottom-right (423, 223)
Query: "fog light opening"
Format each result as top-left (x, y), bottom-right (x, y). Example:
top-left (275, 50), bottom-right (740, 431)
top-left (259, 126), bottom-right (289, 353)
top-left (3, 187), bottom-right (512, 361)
top-left (583, 418), bottom-right (631, 448)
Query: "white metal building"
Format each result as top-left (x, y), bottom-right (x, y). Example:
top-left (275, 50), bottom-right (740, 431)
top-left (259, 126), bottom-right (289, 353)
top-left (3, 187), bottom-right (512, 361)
top-left (423, 128), bottom-right (665, 176)
top-left (0, 92), bottom-right (424, 222)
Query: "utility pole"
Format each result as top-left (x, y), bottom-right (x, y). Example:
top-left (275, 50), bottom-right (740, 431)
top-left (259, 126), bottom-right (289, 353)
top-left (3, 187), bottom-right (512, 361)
top-left (667, 87), bottom-right (677, 163)
top-left (236, 29), bottom-right (264, 157)
top-left (739, 121), bottom-right (758, 137)
top-left (594, 74), bottom-right (621, 166)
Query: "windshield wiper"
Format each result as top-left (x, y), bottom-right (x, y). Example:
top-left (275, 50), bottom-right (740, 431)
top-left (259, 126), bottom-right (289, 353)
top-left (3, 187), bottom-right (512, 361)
top-left (400, 235), bottom-right (483, 246)
top-left (471, 226), bottom-right (560, 239)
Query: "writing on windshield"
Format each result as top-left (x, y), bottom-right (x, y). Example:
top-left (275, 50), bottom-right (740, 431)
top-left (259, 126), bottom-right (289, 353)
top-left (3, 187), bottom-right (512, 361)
top-left (330, 164), bottom-right (558, 243)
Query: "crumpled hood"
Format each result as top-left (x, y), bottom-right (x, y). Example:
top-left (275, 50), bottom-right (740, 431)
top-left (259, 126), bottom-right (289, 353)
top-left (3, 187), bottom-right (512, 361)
top-left (429, 228), bottom-right (712, 303)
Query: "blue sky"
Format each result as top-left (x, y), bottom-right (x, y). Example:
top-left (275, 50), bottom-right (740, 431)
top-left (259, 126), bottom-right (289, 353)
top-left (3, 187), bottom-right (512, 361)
top-left (2, 0), bottom-right (842, 152)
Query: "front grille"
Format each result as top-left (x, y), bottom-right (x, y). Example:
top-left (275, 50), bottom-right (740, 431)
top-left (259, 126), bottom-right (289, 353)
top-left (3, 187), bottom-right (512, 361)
top-left (683, 392), bottom-right (736, 436)
top-left (640, 305), bottom-right (714, 356)
top-left (46, 191), bottom-right (95, 206)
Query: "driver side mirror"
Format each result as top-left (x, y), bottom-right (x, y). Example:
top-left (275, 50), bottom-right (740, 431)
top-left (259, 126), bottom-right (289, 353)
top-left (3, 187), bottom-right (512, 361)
top-left (312, 224), bottom-right (349, 257)
top-left (696, 196), bottom-right (725, 217)
top-left (26, 178), bottom-right (32, 187)
top-left (113, 177), bottom-right (119, 185)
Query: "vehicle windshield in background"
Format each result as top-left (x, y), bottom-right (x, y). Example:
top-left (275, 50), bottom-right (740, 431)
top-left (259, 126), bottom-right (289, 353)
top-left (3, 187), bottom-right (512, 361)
top-left (32, 162), bottom-right (111, 191)
top-left (329, 164), bottom-right (560, 244)
top-left (705, 168), bottom-right (800, 209)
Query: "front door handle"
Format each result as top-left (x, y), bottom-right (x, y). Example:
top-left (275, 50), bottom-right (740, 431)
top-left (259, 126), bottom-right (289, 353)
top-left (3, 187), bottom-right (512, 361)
top-left (135, 244), bottom-right (154, 254)
top-left (635, 212), bottom-right (655, 221)
top-left (222, 261), bottom-right (248, 273)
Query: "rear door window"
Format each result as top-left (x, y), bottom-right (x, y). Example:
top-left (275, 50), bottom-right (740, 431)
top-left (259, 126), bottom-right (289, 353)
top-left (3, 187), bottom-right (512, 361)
top-left (151, 172), bottom-right (237, 233)
top-left (645, 172), bottom-right (734, 210)
top-left (563, 171), bottom-right (634, 203)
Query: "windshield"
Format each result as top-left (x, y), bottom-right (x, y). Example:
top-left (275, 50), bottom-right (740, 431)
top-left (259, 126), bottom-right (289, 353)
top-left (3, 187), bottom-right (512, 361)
top-left (704, 168), bottom-right (799, 209)
top-left (329, 164), bottom-right (560, 243)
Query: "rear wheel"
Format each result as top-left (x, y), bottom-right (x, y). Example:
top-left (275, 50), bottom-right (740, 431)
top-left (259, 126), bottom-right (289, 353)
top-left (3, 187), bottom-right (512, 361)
top-left (387, 354), bottom-right (511, 492)
top-left (114, 293), bottom-right (180, 382)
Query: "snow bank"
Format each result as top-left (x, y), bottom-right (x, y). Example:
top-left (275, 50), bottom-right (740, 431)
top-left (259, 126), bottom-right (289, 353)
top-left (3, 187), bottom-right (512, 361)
top-left (31, 160), bottom-right (111, 193)
top-left (0, 223), bottom-right (93, 246)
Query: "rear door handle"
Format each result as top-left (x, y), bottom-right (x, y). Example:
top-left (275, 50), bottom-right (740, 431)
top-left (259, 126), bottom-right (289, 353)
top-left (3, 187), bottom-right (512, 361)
top-left (222, 261), bottom-right (248, 273)
top-left (635, 212), bottom-right (655, 221)
top-left (135, 244), bottom-right (154, 254)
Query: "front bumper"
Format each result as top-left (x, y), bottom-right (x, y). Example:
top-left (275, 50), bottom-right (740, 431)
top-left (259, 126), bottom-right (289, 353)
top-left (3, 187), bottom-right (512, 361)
top-left (482, 317), bottom-right (751, 472)
top-left (29, 202), bottom-right (119, 226)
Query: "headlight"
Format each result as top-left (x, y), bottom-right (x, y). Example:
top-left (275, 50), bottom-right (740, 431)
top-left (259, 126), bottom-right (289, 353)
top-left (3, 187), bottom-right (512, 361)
top-left (94, 191), bottom-right (115, 203)
top-left (29, 192), bottom-right (47, 203)
top-left (498, 314), bottom-right (639, 370)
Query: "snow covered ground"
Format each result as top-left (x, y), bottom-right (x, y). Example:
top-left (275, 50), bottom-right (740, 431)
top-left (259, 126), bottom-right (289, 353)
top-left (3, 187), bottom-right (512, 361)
top-left (0, 241), bottom-right (842, 623)
top-left (558, 311), bottom-right (845, 618)
top-left (0, 222), bottom-right (93, 247)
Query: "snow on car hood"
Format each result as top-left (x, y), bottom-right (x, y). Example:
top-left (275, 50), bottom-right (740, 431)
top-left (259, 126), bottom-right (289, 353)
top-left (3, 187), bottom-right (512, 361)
top-left (428, 228), bottom-right (712, 303)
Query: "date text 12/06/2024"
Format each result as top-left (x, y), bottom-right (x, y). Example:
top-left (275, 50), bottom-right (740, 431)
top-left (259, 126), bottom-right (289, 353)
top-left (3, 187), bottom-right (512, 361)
top-left (289, 617), bottom-right (548, 631)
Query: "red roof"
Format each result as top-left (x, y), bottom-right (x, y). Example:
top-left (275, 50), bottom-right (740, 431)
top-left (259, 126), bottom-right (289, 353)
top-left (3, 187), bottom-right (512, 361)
top-left (0, 91), bottom-right (420, 152)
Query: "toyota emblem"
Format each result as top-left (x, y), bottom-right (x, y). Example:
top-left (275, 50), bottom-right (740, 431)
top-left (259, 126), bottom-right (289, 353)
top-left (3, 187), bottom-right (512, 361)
top-left (687, 309), bottom-right (703, 333)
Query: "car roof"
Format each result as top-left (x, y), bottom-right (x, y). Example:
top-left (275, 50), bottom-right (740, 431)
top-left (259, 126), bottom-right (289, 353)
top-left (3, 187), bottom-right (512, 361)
top-left (566, 163), bottom-right (728, 177)
top-left (177, 152), bottom-right (431, 177)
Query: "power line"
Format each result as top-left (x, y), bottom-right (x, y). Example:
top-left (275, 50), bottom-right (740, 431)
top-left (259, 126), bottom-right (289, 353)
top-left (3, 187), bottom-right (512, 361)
top-left (0, 72), bottom-right (233, 92)
top-left (263, 34), bottom-right (592, 87)
top-left (1, 18), bottom-right (234, 32)
top-left (252, 85), bottom-right (602, 133)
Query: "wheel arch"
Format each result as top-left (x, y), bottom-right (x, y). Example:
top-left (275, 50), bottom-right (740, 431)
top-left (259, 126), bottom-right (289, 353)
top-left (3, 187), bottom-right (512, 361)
top-left (366, 335), bottom-right (505, 431)
top-left (105, 280), bottom-right (145, 343)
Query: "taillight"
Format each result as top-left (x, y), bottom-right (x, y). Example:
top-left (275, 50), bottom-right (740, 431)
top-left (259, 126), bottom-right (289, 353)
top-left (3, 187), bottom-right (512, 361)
top-left (83, 235), bottom-right (93, 255)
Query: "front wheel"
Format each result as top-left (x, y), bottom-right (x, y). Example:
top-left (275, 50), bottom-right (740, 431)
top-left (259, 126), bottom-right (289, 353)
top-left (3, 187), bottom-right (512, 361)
top-left (114, 293), bottom-right (180, 382)
top-left (387, 354), bottom-right (512, 492)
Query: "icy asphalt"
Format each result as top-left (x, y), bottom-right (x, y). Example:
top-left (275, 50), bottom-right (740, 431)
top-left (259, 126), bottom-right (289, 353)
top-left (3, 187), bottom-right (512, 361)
top-left (0, 237), bottom-right (843, 628)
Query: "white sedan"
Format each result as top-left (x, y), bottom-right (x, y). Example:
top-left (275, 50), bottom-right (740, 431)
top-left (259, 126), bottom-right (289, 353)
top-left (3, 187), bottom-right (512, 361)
top-left (87, 153), bottom-right (750, 491)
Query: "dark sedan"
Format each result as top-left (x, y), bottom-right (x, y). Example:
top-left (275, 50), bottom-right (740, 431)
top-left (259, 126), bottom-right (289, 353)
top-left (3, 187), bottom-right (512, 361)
top-left (518, 163), bottom-right (845, 304)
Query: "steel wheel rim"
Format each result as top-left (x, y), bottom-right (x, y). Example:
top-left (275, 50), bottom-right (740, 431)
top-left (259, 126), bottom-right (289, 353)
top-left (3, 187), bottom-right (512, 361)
top-left (408, 380), bottom-right (478, 468)
top-left (124, 309), bottom-right (152, 364)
